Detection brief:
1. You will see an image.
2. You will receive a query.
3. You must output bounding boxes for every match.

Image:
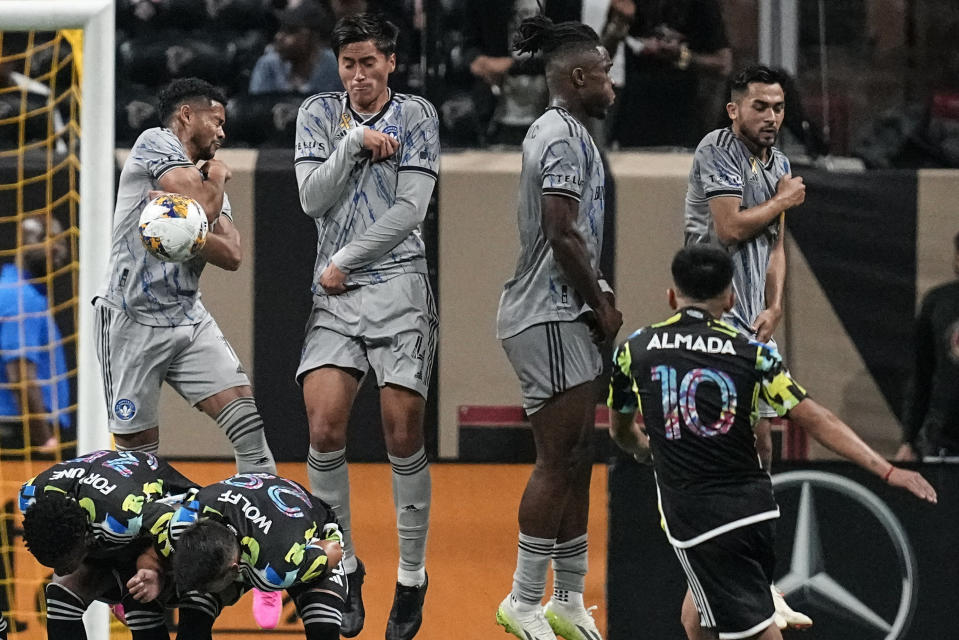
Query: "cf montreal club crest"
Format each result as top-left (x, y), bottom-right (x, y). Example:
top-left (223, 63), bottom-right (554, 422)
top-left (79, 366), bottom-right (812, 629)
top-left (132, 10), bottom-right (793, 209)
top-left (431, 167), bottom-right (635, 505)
top-left (772, 471), bottom-right (917, 639)
top-left (114, 398), bottom-right (137, 421)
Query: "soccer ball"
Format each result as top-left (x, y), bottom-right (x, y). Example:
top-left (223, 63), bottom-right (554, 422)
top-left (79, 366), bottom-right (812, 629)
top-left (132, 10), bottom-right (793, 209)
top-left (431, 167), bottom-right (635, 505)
top-left (138, 193), bottom-right (208, 262)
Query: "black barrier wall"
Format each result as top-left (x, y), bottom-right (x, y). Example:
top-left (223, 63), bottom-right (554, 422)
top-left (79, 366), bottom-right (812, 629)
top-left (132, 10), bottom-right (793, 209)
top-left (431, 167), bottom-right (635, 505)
top-left (608, 458), bottom-right (954, 639)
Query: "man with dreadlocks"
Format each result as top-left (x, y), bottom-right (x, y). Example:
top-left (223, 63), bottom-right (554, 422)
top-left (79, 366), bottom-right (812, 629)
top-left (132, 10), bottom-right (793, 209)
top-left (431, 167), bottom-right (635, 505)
top-left (495, 14), bottom-right (620, 640)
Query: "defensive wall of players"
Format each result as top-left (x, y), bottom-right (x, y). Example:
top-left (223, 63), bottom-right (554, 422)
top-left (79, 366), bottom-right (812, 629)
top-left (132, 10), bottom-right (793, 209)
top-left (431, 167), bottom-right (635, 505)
top-left (101, 149), bottom-right (959, 462)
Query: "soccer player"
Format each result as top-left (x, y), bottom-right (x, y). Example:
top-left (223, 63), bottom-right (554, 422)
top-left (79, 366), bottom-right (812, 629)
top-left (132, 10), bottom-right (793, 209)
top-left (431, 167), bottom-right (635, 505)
top-left (292, 13), bottom-right (438, 640)
top-left (18, 449), bottom-right (198, 639)
top-left (93, 77), bottom-right (280, 627)
top-left (494, 15), bottom-right (620, 640)
top-left (608, 246), bottom-right (938, 640)
top-left (683, 64), bottom-right (808, 629)
top-left (165, 473), bottom-right (346, 640)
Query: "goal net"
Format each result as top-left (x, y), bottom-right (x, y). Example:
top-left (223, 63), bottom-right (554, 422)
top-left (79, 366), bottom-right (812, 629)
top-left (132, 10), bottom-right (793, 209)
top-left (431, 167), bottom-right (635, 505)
top-left (0, 2), bottom-right (114, 638)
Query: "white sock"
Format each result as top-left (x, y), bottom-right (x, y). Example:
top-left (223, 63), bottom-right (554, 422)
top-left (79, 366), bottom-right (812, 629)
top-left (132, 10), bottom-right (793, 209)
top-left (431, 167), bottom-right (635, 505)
top-left (512, 532), bottom-right (555, 606)
top-left (390, 447), bottom-right (431, 584)
top-left (307, 447), bottom-right (355, 565)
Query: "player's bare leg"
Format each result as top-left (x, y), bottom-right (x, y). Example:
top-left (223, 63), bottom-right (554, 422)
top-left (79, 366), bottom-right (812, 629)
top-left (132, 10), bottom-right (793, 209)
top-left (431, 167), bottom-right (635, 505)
top-left (114, 426), bottom-right (159, 455)
top-left (542, 380), bottom-right (602, 640)
top-left (681, 589), bottom-right (716, 640)
top-left (498, 381), bottom-right (596, 640)
top-left (303, 367), bottom-right (364, 636)
top-left (381, 384), bottom-right (430, 640)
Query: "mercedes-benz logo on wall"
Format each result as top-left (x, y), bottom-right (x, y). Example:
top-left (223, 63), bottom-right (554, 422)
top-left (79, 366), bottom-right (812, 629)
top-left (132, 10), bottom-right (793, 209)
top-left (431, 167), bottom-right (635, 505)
top-left (772, 471), bottom-right (918, 639)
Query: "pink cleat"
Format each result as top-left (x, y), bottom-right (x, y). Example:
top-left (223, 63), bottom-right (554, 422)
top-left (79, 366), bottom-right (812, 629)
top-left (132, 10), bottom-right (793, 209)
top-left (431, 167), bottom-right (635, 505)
top-left (252, 588), bottom-right (282, 629)
top-left (109, 603), bottom-right (127, 625)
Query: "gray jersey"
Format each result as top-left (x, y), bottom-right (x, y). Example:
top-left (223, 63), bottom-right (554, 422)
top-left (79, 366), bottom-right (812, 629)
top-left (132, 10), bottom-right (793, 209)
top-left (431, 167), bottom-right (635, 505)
top-left (497, 107), bottom-right (606, 339)
top-left (294, 91), bottom-right (439, 293)
top-left (684, 128), bottom-right (790, 331)
top-left (97, 127), bottom-right (232, 327)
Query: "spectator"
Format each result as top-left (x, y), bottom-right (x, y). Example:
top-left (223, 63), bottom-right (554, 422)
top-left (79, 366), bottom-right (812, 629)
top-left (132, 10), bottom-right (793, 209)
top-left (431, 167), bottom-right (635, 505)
top-left (603, 0), bottom-right (732, 148)
top-left (898, 230), bottom-right (959, 460)
top-left (249, 1), bottom-right (340, 95)
top-left (0, 216), bottom-right (71, 450)
top-left (463, 0), bottom-right (580, 146)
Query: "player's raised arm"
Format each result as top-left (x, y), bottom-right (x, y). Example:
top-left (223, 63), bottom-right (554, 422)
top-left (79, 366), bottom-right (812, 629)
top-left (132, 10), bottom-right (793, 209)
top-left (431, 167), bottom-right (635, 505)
top-left (329, 102), bottom-right (438, 273)
top-left (786, 398), bottom-right (937, 503)
top-left (201, 209), bottom-right (242, 271)
top-left (707, 175), bottom-right (803, 246)
top-left (294, 104), bottom-right (366, 219)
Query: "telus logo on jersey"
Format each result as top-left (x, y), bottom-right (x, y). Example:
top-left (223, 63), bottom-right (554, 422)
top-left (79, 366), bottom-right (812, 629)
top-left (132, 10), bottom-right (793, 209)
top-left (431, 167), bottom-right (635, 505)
top-left (646, 333), bottom-right (736, 354)
top-left (544, 173), bottom-right (584, 187)
top-left (295, 140), bottom-right (326, 155)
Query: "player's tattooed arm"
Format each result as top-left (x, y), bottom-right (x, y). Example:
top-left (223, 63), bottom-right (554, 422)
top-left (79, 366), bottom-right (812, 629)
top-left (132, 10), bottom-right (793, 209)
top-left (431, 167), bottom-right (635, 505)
top-left (788, 399), bottom-right (938, 504)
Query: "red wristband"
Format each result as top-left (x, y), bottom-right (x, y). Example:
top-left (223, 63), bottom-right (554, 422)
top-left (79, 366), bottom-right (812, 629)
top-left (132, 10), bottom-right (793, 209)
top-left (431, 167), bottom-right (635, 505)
top-left (883, 466), bottom-right (895, 482)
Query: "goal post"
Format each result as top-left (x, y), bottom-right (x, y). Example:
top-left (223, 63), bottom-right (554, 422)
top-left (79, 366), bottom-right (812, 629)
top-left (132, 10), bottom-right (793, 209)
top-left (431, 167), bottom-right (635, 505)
top-left (4, 0), bottom-right (115, 456)
top-left (2, 3), bottom-right (114, 638)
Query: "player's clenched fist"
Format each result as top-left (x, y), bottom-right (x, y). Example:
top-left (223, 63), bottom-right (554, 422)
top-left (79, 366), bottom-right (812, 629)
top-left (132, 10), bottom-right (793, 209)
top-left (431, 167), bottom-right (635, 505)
top-left (201, 158), bottom-right (232, 183)
top-left (775, 174), bottom-right (805, 209)
top-left (362, 128), bottom-right (399, 162)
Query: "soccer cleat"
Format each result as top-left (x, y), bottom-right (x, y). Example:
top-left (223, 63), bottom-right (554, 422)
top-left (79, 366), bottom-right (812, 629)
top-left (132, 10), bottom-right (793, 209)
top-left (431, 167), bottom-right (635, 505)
top-left (109, 603), bottom-right (127, 626)
top-left (544, 600), bottom-right (603, 640)
top-left (771, 584), bottom-right (812, 630)
top-left (252, 588), bottom-right (282, 630)
top-left (496, 594), bottom-right (557, 640)
top-left (340, 559), bottom-right (366, 638)
top-left (386, 573), bottom-right (428, 640)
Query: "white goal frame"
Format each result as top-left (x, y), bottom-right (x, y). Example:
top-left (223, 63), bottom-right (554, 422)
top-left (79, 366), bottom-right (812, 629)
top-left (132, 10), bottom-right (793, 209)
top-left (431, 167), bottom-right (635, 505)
top-left (3, 0), bottom-right (114, 454)
top-left (3, 2), bottom-right (114, 638)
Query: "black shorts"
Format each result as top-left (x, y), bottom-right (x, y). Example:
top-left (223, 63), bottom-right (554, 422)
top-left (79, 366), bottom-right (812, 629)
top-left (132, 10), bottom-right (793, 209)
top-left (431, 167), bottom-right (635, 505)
top-left (672, 520), bottom-right (777, 639)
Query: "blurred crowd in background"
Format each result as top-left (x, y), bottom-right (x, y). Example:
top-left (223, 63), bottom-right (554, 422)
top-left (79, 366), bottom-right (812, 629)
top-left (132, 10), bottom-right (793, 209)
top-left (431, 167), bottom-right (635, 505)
top-left (2, 0), bottom-right (959, 167)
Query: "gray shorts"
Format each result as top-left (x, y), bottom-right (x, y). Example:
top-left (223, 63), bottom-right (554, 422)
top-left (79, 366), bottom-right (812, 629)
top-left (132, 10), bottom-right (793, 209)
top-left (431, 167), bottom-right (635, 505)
top-left (296, 273), bottom-right (437, 399)
top-left (94, 302), bottom-right (251, 434)
top-left (501, 319), bottom-right (602, 415)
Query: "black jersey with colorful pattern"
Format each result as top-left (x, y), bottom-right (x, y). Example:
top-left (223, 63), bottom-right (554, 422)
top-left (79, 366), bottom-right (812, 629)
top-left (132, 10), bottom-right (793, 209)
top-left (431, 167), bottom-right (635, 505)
top-left (608, 307), bottom-right (807, 547)
top-left (18, 450), bottom-right (197, 557)
top-left (168, 474), bottom-right (339, 592)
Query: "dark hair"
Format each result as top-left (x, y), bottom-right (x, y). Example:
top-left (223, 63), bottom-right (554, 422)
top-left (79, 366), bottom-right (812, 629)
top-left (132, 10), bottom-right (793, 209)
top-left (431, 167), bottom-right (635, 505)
top-left (954, 230), bottom-right (959, 252)
top-left (157, 78), bottom-right (227, 126)
top-left (671, 246), bottom-right (734, 301)
top-left (331, 13), bottom-right (399, 58)
top-left (22, 492), bottom-right (88, 569)
top-left (512, 15), bottom-right (600, 62)
top-left (172, 519), bottom-right (239, 592)
top-left (730, 64), bottom-right (785, 101)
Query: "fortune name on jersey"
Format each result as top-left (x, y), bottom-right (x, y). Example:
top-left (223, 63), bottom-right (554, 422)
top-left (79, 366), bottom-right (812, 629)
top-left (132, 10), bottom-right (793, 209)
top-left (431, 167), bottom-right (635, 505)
top-left (217, 490), bottom-right (274, 534)
top-left (646, 332), bottom-right (736, 355)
